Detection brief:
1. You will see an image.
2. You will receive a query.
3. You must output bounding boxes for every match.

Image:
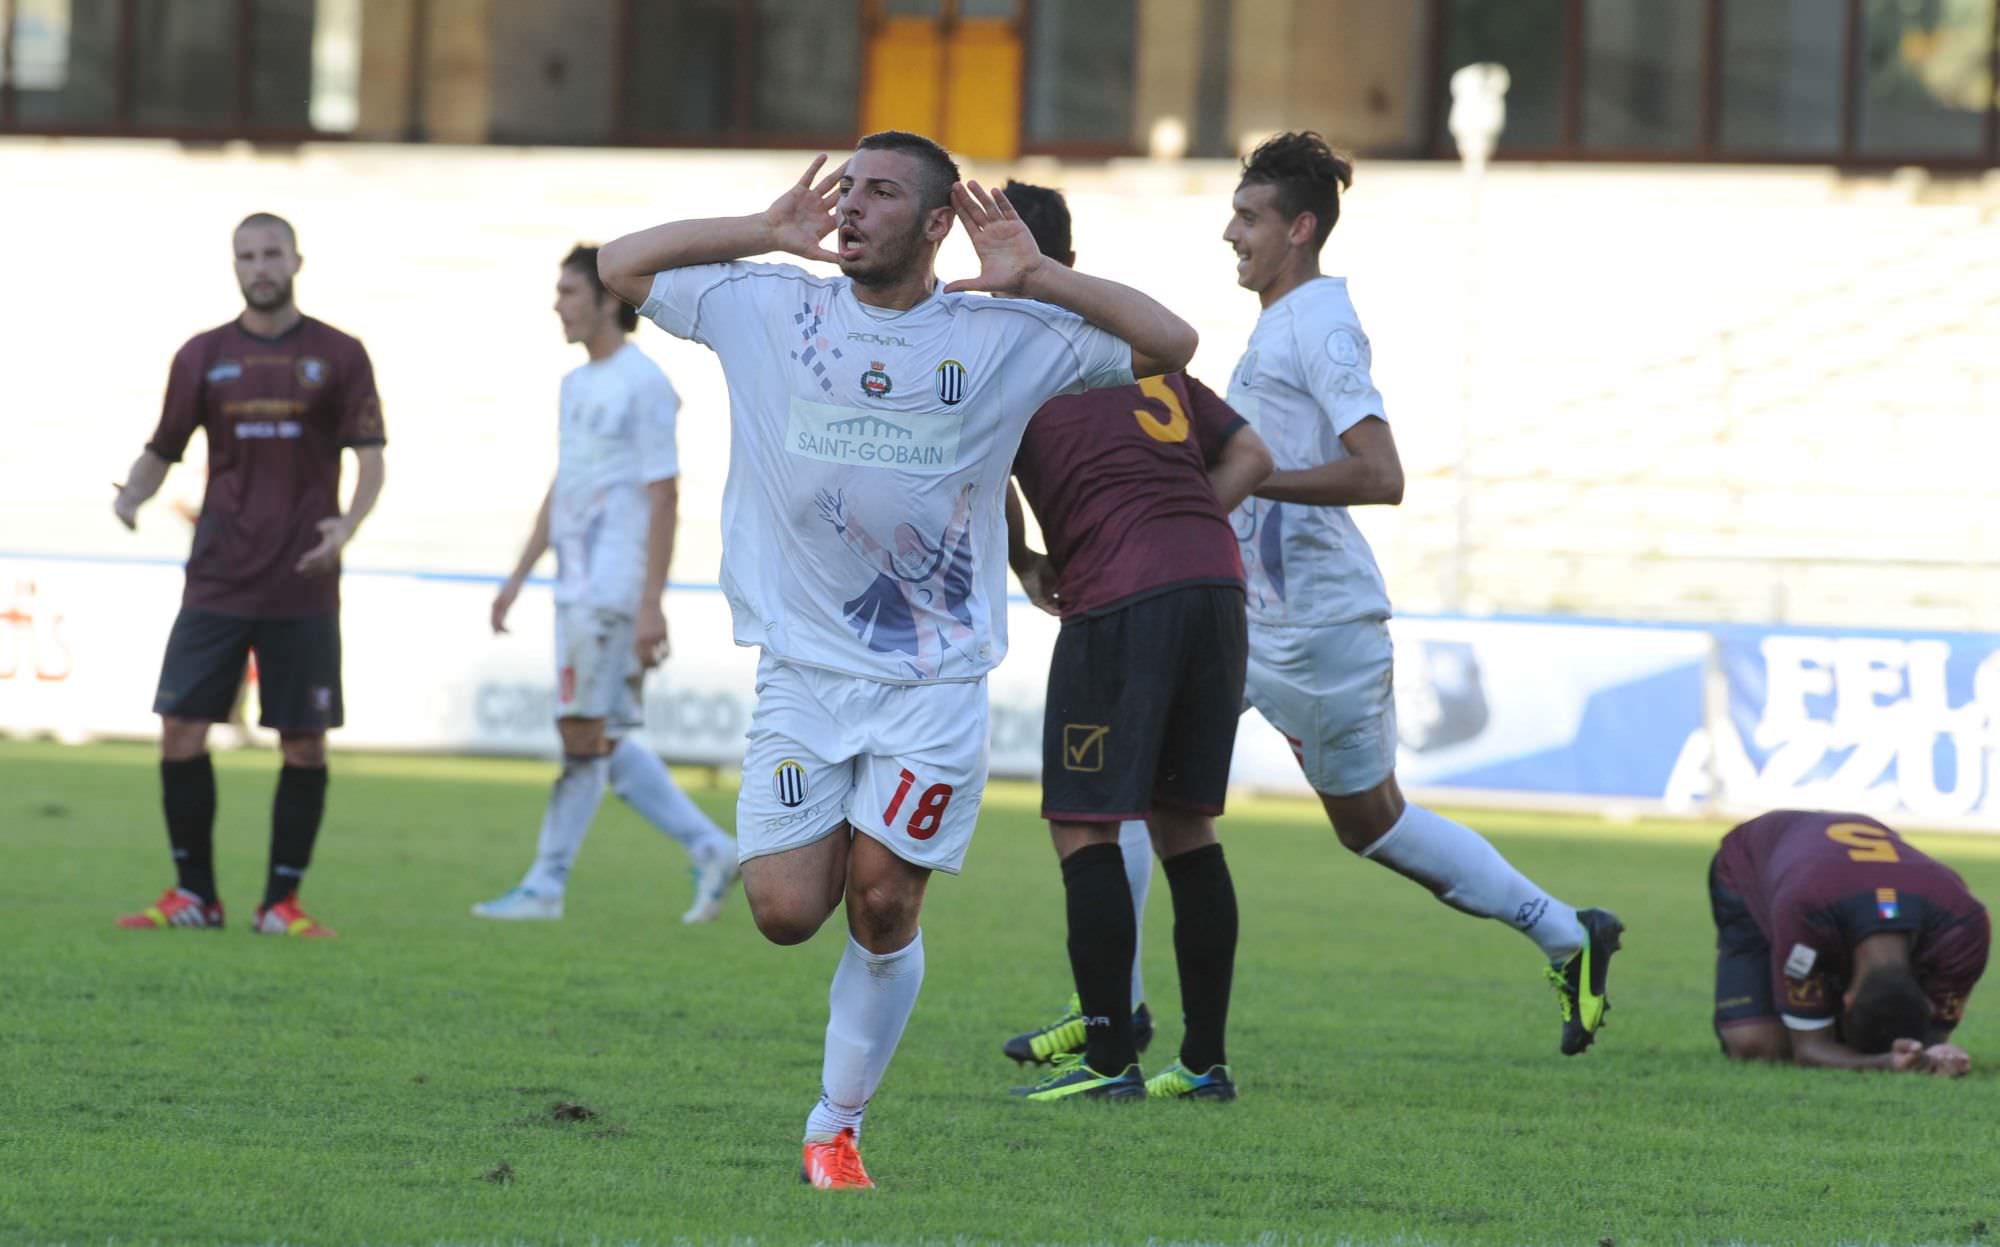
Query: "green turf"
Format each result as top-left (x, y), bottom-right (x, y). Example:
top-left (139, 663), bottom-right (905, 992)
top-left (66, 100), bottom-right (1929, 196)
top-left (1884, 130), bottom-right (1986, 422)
top-left (2, 738), bottom-right (1997, 1247)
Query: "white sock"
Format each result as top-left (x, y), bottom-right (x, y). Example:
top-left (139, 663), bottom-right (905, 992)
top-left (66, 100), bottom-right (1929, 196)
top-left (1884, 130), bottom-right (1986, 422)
top-left (607, 737), bottom-right (732, 861)
top-left (519, 754), bottom-right (610, 895)
top-left (1360, 804), bottom-right (1586, 962)
top-left (1118, 820), bottom-right (1152, 1007)
top-left (804, 931), bottom-right (925, 1141)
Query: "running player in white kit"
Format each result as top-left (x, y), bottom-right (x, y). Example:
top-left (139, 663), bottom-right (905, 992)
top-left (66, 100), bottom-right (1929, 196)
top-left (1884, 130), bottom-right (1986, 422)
top-left (475, 245), bottom-right (738, 926)
top-left (1222, 132), bottom-right (1622, 1056)
top-left (598, 131), bottom-right (1196, 1189)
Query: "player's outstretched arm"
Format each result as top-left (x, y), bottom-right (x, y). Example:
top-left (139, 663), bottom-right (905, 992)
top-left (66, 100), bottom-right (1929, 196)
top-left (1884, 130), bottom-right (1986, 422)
top-left (1790, 1026), bottom-right (1939, 1073)
top-left (946, 181), bottom-right (1195, 378)
top-left (112, 449), bottom-right (170, 530)
top-left (598, 155), bottom-right (846, 306)
top-left (492, 481), bottom-right (553, 635)
top-left (1253, 415), bottom-right (1404, 508)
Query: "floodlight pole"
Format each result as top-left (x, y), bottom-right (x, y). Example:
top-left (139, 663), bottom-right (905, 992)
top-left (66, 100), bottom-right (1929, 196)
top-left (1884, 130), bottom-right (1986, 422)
top-left (1446, 63), bottom-right (1509, 614)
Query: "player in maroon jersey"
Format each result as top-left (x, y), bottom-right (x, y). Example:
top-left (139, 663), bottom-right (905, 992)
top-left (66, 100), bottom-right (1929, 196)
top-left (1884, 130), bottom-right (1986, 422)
top-left (110, 212), bottom-right (387, 938)
top-left (1710, 809), bottom-right (1987, 1073)
top-left (997, 182), bottom-right (1275, 1102)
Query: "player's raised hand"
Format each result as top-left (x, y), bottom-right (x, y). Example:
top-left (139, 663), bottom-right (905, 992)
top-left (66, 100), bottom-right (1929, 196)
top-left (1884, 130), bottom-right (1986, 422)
top-left (944, 181), bottom-right (1043, 296)
top-left (295, 516), bottom-right (351, 576)
top-left (762, 154), bottom-right (845, 265)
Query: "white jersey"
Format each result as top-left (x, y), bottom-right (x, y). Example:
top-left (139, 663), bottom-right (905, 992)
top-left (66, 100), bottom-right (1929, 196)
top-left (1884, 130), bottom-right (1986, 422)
top-left (642, 261), bottom-right (1133, 684)
top-left (549, 342), bottom-right (681, 612)
top-left (1226, 277), bottom-right (1391, 627)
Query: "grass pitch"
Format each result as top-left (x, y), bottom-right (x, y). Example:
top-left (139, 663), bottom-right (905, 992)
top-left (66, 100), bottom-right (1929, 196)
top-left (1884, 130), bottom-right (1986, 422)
top-left (2, 738), bottom-right (1997, 1247)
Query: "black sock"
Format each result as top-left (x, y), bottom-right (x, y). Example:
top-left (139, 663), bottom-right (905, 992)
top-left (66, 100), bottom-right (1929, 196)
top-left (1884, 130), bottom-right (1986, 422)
top-left (1061, 840), bottom-right (1137, 1075)
top-left (265, 765), bottom-right (328, 908)
top-left (1164, 842), bottom-right (1237, 1073)
top-left (161, 754), bottom-right (218, 903)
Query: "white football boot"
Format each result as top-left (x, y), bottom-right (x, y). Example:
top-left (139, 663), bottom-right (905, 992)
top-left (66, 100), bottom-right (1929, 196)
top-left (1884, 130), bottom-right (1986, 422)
top-left (471, 886), bottom-right (564, 921)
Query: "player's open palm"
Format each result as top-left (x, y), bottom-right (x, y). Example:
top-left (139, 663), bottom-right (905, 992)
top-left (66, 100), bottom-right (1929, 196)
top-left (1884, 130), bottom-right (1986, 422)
top-left (945, 181), bottom-right (1042, 297)
top-left (763, 154), bottom-right (844, 265)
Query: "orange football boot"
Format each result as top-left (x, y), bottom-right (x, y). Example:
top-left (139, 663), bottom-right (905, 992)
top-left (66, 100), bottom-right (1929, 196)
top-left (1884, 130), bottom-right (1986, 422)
top-left (116, 887), bottom-right (224, 930)
top-left (252, 893), bottom-right (336, 938)
top-left (801, 1127), bottom-right (874, 1191)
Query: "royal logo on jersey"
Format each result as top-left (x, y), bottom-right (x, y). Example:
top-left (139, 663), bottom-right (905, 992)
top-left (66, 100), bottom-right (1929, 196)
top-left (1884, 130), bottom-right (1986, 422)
top-left (1876, 888), bottom-right (1900, 921)
top-left (773, 758), bottom-right (809, 808)
top-left (297, 357), bottom-right (328, 387)
top-left (861, 362), bottom-right (893, 399)
top-left (935, 359), bottom-right (967, 406)
top-left (1783, 943), bottom-right (1817, 980)
top-left (206, 361), bottom-right (243, 384)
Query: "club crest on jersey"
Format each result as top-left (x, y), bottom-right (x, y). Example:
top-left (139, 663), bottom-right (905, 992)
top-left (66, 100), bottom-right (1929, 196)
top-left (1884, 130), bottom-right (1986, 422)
top-left (860, 362), bottom-right (893, 400)
top-left (1876, 888), bottom-right (1900, 920)
top-left (935, 358), bottom-right (967, 405)
top-left (773, 758), bottom-right (809, 808)
top-left (296, 357), bottom-right (328, 387)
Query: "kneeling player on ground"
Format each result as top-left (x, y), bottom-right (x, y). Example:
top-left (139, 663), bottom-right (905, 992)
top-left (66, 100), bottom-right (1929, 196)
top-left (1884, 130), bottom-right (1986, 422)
top-left (598, 133), bottom-right (1196, 1188)
top-left (996, 182), bottom-right (1273, 1102)
top-left (1710, 809), bottom-right (1987, 1074)
top-left (474, 245), bottom-right (738, 926)
top-left (113, 212), bottom-right (385, 938)
top-left (1221, 132), bottom-right (1621, 1053)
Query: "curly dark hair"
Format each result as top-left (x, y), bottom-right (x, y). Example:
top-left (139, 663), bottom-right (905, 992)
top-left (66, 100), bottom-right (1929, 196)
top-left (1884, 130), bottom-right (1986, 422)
top-left (1844, 963), bottom-right (1936, 1054)
top-left (1238, 130), bottom-right (1354, 251)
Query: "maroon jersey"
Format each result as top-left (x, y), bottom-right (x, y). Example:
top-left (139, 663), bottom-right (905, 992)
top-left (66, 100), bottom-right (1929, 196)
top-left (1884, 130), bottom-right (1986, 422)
top-left (1013, 372), bottom-right (1245, 618)
top-left (1714, 810), bottom-right (1988, 1031)
top-left (146, 317), bottom-right (385, 617)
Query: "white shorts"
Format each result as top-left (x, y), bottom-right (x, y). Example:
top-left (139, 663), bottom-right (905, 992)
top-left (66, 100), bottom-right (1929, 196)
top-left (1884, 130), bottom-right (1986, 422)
top-left (736, 653), bottom-right (989, 874)
top-left (555, 604), bottom-right (643, 733)
top-left (1245, 618), bottom-right (1397, 798)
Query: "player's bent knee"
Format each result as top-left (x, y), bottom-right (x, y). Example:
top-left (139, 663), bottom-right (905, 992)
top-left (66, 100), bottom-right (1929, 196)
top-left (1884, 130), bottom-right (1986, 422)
top-left (745, 892), bottom-right (830, 946)
top-left (845, 880), bottom-right (921, 950)
top-left (1718, 1025), bottom-right (1789, 1063)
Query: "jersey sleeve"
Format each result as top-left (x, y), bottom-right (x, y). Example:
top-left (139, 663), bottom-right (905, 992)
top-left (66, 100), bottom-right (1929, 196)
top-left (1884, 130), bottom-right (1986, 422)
top-left (1182, 372), bottom-right (1247, 464)
top-left (1925, 905), bottom-right (1989, 1034)
top-left (145, 338), bottom-right (208, 463)
top-left (336, 340), bottom-right (387, 448)
top-left (1769, 900), bottom-right (1839, 1030)
top-left (1292, 310), bottom-right (1386, 439)
top-left (1003, 301), bottom-right (1135, 398)
top-left (640, 260), bottom-right (799, 355)
top-left (637, 370), bottom-right (682, 485)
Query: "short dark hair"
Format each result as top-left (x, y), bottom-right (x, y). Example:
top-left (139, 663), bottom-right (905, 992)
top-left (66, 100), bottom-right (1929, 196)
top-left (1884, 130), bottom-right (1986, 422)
top-left (856, 129), bottom-right (961, 213)
top-left (1238, 131), bottom-right (1354, 251)
top-left (1844, 964), bottom-right (1936, 1054)
top-left (1000, 181), bottom-right (1071, 263)
top-left (563, 243), bottom-right (637, 331)
top-left (235, 211), bottom-right (297, 248)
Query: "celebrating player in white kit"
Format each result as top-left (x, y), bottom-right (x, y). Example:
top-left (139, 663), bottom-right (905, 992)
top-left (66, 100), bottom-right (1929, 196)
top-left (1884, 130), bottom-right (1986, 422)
top-left (1223, 132), bottom-right (1622, 1055)
top-left (475, 245), bottom-right (738, 926)
top-left (598, 130), bottom-right (1196, 1189)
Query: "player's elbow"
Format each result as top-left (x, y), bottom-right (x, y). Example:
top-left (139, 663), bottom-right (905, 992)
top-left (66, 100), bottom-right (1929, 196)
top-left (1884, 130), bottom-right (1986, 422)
top-left (1158, 321), bottom-right (1198, 375)
top-left (1373, 460), bottom-right (1405, 506)
top-left (596, 242), bottom-right (645, 308)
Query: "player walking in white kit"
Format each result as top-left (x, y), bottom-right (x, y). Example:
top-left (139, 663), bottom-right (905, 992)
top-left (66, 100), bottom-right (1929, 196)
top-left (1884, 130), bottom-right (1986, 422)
top-left (476, 245), bottom-right (738, 925)
top-left (598, 131), bottom-right (1196, 1189)
top-left (1224, 132), bottom-right (1622, 1056)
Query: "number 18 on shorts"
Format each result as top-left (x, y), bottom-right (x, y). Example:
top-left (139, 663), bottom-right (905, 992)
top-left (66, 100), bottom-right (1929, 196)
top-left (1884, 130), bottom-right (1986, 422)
top-left (734, 655), bottom-right (989, 874)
